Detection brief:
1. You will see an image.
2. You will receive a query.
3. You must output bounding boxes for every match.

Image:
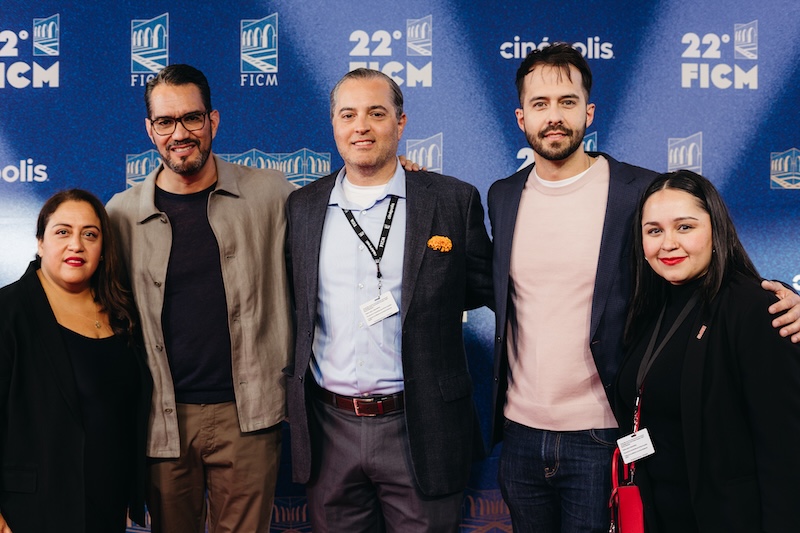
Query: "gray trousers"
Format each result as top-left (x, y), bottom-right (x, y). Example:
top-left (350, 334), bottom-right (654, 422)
top-left (306, 396), bottom-right (463, 533)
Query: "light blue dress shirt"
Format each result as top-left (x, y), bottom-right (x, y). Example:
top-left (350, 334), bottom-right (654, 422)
top-left (311, 163), bottom-right (407, 396)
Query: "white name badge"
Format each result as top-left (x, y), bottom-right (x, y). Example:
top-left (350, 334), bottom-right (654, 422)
top-left (616, 428), bottom-right (656, 464)
top-left (360, 292), bottom-right (400, 326)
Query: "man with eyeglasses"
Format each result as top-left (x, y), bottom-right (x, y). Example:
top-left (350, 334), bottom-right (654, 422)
top-left (106, 64), bottom-right (295, 533)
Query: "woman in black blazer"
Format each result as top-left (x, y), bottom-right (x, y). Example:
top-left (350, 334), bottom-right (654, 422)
top-left (0, 190), bottom-right (151, 533)
top-left (614, 171), bottom-right (800, 532)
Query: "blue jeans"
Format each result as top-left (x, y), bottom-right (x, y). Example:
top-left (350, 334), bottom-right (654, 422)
top-left (498, 420), bottom-right (618, 533)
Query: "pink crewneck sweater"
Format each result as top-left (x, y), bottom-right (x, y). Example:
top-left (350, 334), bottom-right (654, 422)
top-left (504, 156), bottom-right (618, 431)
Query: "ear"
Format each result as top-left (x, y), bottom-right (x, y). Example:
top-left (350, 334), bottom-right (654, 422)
top-left (586, 102), bottom-right (596, 129)
top-left (515, 108), bottom-right (525, 132)
top-left (396, 113), bottom-right (407, 139)
top-left (145, 118), bottom-right (156, 144)
top-left (37, 239), bottom-right (44, 258)
top-left (209, 109), bottom-right (220, 140)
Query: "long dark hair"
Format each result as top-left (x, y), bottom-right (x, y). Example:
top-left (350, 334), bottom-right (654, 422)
top-left (625, 170), bottom-right (760, 344)
top-left (36, 189), bottom-right (138, 337)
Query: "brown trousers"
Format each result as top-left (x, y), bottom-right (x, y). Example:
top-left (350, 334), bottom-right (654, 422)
top-left (147, 402), bottom-right (281, 533)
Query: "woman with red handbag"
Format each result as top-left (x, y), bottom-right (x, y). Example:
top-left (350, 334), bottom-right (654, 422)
top-left (613, 170), bottom-right (800, 532)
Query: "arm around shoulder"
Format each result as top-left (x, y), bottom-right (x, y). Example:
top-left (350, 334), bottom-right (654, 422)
top-left (760, 279), bottom-right (800, 342)
top-left (464, 185), bottom-right (493, 311)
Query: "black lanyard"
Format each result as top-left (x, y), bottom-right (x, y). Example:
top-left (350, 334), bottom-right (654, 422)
top-left (342, 195), bottom-right (399, 295)
top-left (635, 291), bottom-right (701, 392)
top-left (632, 291), bottom-right (700, 435)
top-left (627, 291), bottom-right (700, 480)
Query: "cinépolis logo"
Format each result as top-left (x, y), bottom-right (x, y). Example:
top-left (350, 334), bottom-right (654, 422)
top-left (1, 158), bottom-right (48, 183)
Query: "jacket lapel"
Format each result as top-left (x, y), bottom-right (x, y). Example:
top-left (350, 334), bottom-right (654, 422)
top-left (20, 264), bottom-right (83, 425)
top-left (401, 171), bottom-right (435, 322)
top-left (681, 302), bottom-right (715, 502)
top-left (589, 157), bottom-right (642, 338)
top-left (491, 166), bottom-right (528, 327)
top-left (302, 175), bottom-right (336, 324)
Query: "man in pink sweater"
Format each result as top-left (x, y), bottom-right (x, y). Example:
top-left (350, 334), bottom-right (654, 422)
top-left (487, 42), bottom-right (800, 532)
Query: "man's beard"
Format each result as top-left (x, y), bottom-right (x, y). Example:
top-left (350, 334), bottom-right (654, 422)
top-left (163, 140), bottom-right (210, 175)
top-left (527, 124), bottom-right (585, 161)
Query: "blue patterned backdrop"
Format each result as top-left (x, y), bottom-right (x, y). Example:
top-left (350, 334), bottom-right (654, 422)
top-left (2, 1), bottom-right (798, 530)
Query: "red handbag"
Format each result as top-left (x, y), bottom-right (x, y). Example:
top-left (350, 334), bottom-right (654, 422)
top-left (608, 447), bottom-right (644, 533)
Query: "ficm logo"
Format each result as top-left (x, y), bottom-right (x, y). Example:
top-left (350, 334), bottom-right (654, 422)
top-left (240, 13), bottom-right (279, 87)
top-left (2, 159), bottom-right (48, 182)
top-left (0, 14), bottom-right (60, 89)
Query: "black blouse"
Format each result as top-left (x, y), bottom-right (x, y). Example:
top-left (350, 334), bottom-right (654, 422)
top-left (60, 327), bottom-right (139, 533)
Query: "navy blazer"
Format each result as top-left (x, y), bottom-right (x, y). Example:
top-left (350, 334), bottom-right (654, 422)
top-left (285, 168), bottom-right (493, 497)
top-left (486, 153), bottom-right (655, 443)
top-left (0, 262), bottom-right (152, 531)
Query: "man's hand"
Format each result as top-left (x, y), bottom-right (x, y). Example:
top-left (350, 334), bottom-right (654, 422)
top-left (0, 511), bottom-right (13, 533)
top-left (398, 155), bottom-right (425, 172)
top-left (762, 279), bottom-right (800, 343)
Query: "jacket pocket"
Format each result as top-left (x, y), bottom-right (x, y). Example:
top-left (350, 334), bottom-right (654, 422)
top-left (438, 372), bottom-right (473, 402)
top-left (1, 466), bottom-right (37, 493)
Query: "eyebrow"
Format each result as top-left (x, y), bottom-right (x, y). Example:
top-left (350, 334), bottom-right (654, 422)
top-left (528, 93), bottom-right (581, 103)
top-left (337, 104), bottom-right (389, 113)
top-left (152, 110), bottom-right (205, 120)
top-left (51, 222), bottom-right (101, 230)
top-left (642, 216), bottom-right (700, 225)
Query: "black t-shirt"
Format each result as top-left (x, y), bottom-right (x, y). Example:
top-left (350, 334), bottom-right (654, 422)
top-left (155, 184), bottom-right (235, 404)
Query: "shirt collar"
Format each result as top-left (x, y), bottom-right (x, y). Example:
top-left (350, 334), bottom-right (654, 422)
top-left (329, 158), bottom-right (407, 209)
top-left (138, 153), bottom-right (238, 223)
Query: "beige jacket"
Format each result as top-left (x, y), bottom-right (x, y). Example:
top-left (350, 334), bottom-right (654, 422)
top-left (107, 155), bottom-right (295, 457)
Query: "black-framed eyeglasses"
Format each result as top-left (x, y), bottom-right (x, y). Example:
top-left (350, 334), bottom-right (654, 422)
top-left (148, 111), bottom-right (209, 136)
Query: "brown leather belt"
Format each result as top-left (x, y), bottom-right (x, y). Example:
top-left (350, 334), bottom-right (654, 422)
top-left (313, 385), bottom-right (404, 417)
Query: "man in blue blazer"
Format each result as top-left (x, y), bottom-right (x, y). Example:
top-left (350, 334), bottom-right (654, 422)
top-left (487, 43), bottom-right (800, 532)
top-left (285, 68), bottom-right (492, 531)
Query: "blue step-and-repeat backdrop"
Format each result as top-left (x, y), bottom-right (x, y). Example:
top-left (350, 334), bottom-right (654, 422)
top-left (2, 1), bottom-right (798, 531)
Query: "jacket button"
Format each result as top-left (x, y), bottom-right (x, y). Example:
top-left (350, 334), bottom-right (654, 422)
top-left (154, 281), bottom-right (162, 287)
top-left (155, 344), bottom-right (163, 351)
top-left (164, 408), bottom-right (173, 414)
